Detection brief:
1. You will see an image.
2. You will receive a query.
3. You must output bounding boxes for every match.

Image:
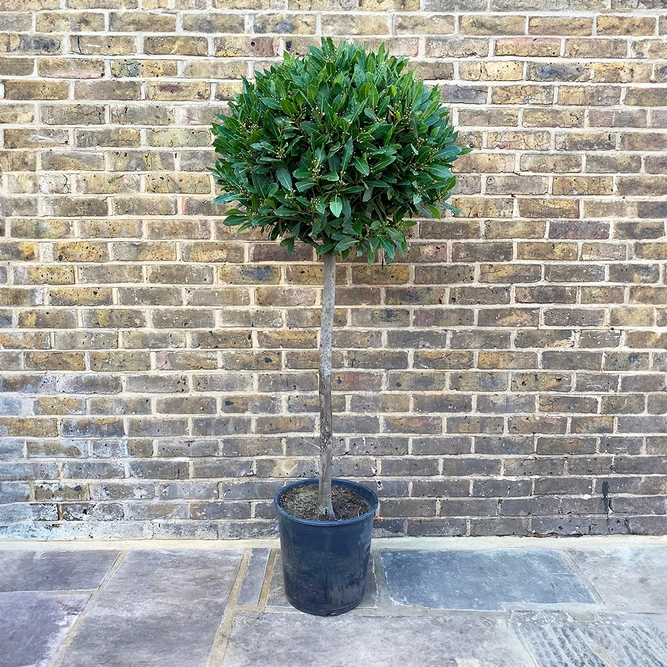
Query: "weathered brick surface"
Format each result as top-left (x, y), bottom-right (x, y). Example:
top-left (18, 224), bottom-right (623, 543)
top-left (1, 0), bottom-right (666, 539)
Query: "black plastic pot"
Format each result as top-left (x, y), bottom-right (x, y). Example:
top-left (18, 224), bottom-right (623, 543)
top-left (274, 478), bottom-right (378, 616)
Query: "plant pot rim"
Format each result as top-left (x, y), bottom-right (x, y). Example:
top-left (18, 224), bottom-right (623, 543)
top-left (274, 478), bottom-right (378, 528)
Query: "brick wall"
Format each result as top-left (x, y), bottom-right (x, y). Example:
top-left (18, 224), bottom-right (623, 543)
top-left (1, 0), bottom-right (666, 539)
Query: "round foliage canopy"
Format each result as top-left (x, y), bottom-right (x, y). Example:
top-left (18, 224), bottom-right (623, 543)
top-left (212, 38), bottom-right (467, 263)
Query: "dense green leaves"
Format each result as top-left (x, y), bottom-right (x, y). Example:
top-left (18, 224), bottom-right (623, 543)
top-left (211, 38), bottom-right (468, 264)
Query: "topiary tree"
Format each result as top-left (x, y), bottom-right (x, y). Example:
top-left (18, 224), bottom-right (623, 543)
top-left (212, 38), bottom-right (467, 519)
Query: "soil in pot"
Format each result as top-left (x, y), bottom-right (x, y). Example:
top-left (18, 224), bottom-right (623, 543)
top-left (278, 484), bottom-right (371, 521)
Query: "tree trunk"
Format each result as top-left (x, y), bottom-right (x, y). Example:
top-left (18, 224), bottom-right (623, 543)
top-left (317, 251), bottom-right (336, 519)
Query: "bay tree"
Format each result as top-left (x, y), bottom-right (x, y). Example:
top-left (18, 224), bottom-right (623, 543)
top-left (212, 38), bottom-right (467, 519)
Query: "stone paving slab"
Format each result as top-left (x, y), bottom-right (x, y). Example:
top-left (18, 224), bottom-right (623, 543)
top-left (569, 547), bottom-right (667, 613)
top-left (237, 548), bottom-right (271, 607)
top-left (267, 552), bottom-right (378, 609)
top-left (380, 549), bottom-right (596, 611)
top-left (0, 591), bottom-right (89, 667)
top-left (221, 611), bottom-right (535, 667)
top-left (56, 549), bottom-right (243, 667)
top-left (512, 611), bottom-right (667, 667)
top-left (0, 550), bottom-right (119, 592)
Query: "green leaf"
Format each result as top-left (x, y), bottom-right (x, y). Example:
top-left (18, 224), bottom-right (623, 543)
top-left (341, 137), bottom-right (353, 171)
top-left (428, 164), bottom-right (452, 179)
top-left (295, 179), bottom-right (315, 192)
top-left (375, 155), bottom-right (396, 170)
top-left (260, 97), bottom-right (281, 110)
top-left (276, 167), bottom-right (292, 190)
top-left (353, 156), bottom-right (370, 176)
top-left (223, 214), bottom-right (247, 226)
top-left (334, 237), bottom-right (357, 252)
top-left (329, 196), bottom-right (343, 218)
top-left (274, 206), bottom-right (297, 217)
top-left (212, 193), bottom-right (238, 205)
top-left (280, 237), bottom-right (295, 253)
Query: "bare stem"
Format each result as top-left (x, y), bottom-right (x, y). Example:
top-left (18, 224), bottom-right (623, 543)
top-left (317, 251), bottom-right (336, 519)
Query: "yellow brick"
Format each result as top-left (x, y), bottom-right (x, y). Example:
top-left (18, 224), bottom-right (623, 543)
top-left (455, 153), bottom-right (516, 174)
top-left (146, 129), bottom-right (211, 147)
top-left (565, 38), bottom-right (627, 59)
top-left (144, 36), bottom-right (208, 56)
top-left (214, 81), bottom-right (244, 100)
top-left (74, 173), bottom-right (141, 194)
top-left (461, 61), bottom-right (523, 81)
top-left (491, 85), bottom-right (553, 105)
top-left (558, 85), bottom-right (621, 106)
top-left (146, 82), bottom-right (210, 101)
top-left (49, 288), bottom-right (113, 306)
top-left (181, 12), bottom-right (245, 32)
top-left (394, 14), bottom-right (455, 35)
top-left (528, 16), bottom-right (593, 36)
top-left (522, 109), bottom-right (584, 128)
top-left (590, 62), bottom-right (652, 84)
top-left (597, 15), bottom-right (656, 36)
top-left (183, 59), bottom-right (247, 79)
top-left (4, 80), bottom-right (69, 100)
top-left (520, 154), bottom-right (582, 173)
top-left (460, 15), bottom-right (525, 36)
top-left (71, 35), bottom-right (137, 55)
top-left (254, 13), bottom-right (317, 34)
top-left (321, 14), bottom-right (390, 35)
top-left (517, 199), bottom-right (580, 219)
top-left (488, 131), bottom-right (551, 151)
top-left (145, 174), bottom-right (211, 194)
top-left (213, 36), bottom-right (278, 57)
top-left (426, 37), bottom-right (488, 58)
top-left (552, 177), bottom-right (614, 196)
top-left (109, 11), bottom-right (176, 31)
top-left (53, 242), bottom-right (108, 263)
top-left (110, 59), bottom-right (178, 78)
top-left (495, 37), bottom-right (559, 57)
top-left (37, 11), bottom-right (105, 32)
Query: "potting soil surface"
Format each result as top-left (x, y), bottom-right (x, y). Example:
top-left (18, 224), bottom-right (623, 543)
top-left (278, 484), bottom-right (371, 521)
